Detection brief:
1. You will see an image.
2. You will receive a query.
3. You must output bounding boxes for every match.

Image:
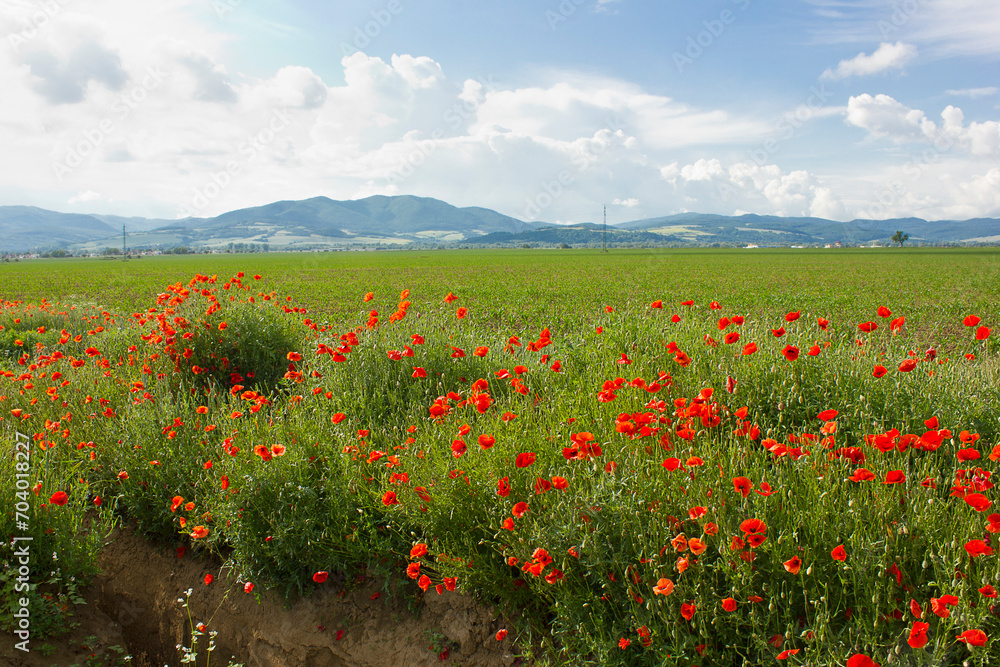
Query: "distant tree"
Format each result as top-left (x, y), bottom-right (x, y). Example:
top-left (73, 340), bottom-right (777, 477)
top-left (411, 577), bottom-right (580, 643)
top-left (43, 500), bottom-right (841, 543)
top-left (103, 247), bottom-right (122, 256)
top-left (891, 231), bottom-right (909, 247)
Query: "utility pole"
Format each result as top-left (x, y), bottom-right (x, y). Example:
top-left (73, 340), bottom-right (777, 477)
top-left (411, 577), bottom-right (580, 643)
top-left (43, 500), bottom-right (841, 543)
top-left (123, 224), bottom-right (127, 259)
top-left (603, 205), bottom-right (607, 253)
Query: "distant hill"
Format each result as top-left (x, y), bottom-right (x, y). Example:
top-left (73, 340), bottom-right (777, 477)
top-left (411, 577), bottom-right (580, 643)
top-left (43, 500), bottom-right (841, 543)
top-left (1, 196), bottom-right (998, 252)
top-left (614, 213), bottom-right (1000, 245)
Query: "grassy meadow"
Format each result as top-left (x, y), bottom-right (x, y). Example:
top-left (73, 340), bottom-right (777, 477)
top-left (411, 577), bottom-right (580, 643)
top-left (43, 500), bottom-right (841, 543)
top-left (2, 247), bottom-right (999, 666)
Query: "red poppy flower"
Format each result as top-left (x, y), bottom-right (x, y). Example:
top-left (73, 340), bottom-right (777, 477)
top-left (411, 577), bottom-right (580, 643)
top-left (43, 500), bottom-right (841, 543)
top-left (191, 526), bottom-right (209, 539)
top-left (417, 575), bottom-right (431, 591)
top-left (979, 585), bottom-right (998, 598)
top-left (733, 477), bottom-right (753, 498)
top-left (49, 491), bottom-right (68, 506)
top-left (382, 490), bottom-right (399, 506)
top-left (965, 493), bottom-right (992, 512)
top-left (680, 601), bottom-right (696, 620)
top-left (740, 518), bottom-right (767, 535)
top-left (884, 470), bottom-right (906, 484)
top-left (444, 292), bottom-right (458, 303)
top-left (742, 342), bottom-right (758, 356)
top-left (244, 582), bottom-right (254, 593)
top-left (552, 476), bottom-right (568, 490)
top-left (771, 327), bottom-right (786, 337)
top-left (618, 638), bottom-right (630, 649)
top-left (785, 311), bottom-right (801, 322)
top-left (965, 539), bottom-right (993, 557)
top-left (989, 513), bottom-right (1000, 532)
top-left (908, 621), bottom-right (929, 649)
top-left (849, 468), bottom-right (876, 482)
top-left (512, 502), bottom-right (529, 518)
top-left (817, 317), bottom-right (829, 330)
top-left (515, 452), bottom-right (536, 468)
top-left (653, 578), bottom-right (674, 596)
top-left (831, 545), bottom-right (847, 562)
top-left (410, 543), bottom-right (428, 558)
top-left (451, 439), bottom-right (467, 458)
top-left (783, 556), bottom-right (802, 575)
top-left (781, 345), bottom-right (799, 361)
top-left (963, 315), bottom-right (981, 327)
top-left (817, 409), bottom-right (839, 421)
top-left (858, 322), bottom-right (878, 332)
top-left (846, 655), bottom-right (880, 667)
top-left (898, 359), bottom-right (918, 373)
top-left (313, 571), bottom-right (329, 584)
top-left (495, 629), bottom-right (508, 641)
top-left (872, 365), bottom-right (888, 378)
top-left (456, 307), bottom-right (468, 319)
top-left (722, 597), bottom-right (737, 612)
top-left (877, 306), bottom-right (892, 318)
top-left (931, 595), bottom-right (959, 618)
top-left (663, 457), bottom-right (682, 471)
top-left (956, 629), bottom-right (987, 647)
top-left (204, 574), bottom-right (214, 585)
top-left (724, 331), bottom-right (740, 344)
top-left (976, 326), bottom-right (991, 340)
top-left (497, 477), bottom-right (510, 497)
top-left (777, 649), bottom-right (800, 659)
top-left (651, 300), bottom-right (663, 309)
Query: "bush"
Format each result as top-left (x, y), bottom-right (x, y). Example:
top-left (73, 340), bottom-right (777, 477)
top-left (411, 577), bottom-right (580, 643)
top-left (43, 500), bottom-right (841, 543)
top-left (142, 273), bottom-right (305, 395)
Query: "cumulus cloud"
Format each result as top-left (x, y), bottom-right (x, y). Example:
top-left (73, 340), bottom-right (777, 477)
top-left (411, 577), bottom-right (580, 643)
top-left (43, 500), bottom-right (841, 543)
top-left (822, 42), bottom-right (918, 80)
top-left (846, 94), bottom-right (1000, 156)
top-left (20, 40), bottom-right (129, 104)
top-left (0, 0), bottom-right (996, 225)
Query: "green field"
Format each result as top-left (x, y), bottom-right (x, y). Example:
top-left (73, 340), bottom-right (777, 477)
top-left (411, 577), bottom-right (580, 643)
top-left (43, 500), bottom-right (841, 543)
top-left (2, 248), bottom-right (999, 666)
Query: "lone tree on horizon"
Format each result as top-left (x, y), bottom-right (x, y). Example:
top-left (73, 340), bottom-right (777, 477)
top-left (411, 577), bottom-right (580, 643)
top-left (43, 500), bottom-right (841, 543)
top-left (891, 230), bottom-right (909, 247)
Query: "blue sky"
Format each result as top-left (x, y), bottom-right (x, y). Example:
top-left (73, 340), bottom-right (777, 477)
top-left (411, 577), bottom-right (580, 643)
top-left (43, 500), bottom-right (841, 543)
top-left (1, 0), bottom-right (998, 226)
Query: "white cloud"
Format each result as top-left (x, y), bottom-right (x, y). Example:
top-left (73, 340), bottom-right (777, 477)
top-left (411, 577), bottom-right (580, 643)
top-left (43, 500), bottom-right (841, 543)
top-left (804, 0), bottom-right (1000, 59)
top-left (945, 87), bottom-right (998, 99)
top-left (68, 190), bottom-right (103, 203)
top-left (846, 94), bottom-right (1000, 156)
top-left (0, 1), bottom-right (997, 227)
top-left (821, 42), bottom-right (917, 80)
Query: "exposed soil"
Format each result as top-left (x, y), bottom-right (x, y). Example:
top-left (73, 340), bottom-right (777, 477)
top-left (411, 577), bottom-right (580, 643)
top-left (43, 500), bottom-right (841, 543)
top-left (3, 525), bottom-right (522, 666)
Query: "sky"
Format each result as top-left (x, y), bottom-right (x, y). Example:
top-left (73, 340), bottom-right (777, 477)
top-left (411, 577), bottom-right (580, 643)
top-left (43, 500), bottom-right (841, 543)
top-left (0, 0), bottom-right (998, 225)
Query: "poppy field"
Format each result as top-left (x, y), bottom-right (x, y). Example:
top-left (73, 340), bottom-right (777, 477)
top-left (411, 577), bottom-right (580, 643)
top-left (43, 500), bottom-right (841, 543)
top-left (2, 247), bottom-right (1000, 666)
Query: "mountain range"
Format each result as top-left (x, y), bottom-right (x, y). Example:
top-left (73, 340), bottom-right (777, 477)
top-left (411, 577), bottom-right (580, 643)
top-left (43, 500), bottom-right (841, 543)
top-left (1, 196), bottom-right (998, 253)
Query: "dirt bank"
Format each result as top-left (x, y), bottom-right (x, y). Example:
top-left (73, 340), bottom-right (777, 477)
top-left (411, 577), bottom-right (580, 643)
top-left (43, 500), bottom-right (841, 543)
top-left (3, 525), bottom-right (522, 666)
